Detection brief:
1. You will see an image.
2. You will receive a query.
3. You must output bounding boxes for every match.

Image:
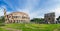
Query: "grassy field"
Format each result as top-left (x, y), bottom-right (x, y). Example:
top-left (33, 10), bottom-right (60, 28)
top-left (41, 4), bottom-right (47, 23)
top-left (0, 23), bottom-right (60, 31)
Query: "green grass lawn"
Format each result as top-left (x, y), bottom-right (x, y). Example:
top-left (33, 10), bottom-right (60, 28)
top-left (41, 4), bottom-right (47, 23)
top-left (0, 23), bottom-right (60, 31)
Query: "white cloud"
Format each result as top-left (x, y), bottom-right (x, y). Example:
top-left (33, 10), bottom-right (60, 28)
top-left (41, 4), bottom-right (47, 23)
top-left (17, 0), bottom-right (41, 19)
top-left (0, 7), bottom-right (11, 16)
top-left (7, 11), bottom-right (11, 15)
top-left (9, 0), bottom-right (60, 19)
top-left (50, 6), bottom-right (60, 18)
top-left (0, 8), bottom-right (4, 16)
top-left (2, 0), bottom-right (60, 19)
top-left (0, 6), bottom-right (6, 16)
top-left (54, 7), bottom-right (60, 18)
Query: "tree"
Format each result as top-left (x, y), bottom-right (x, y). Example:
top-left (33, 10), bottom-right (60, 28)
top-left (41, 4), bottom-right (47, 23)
top-left (31, 18), bottom-right (44, 24)
top-left (0, 16), bottom-right (5, 26)
top-left (0, 16), bottom-right (5, 23)
top-left (56, 16), bottom-right (60, 23)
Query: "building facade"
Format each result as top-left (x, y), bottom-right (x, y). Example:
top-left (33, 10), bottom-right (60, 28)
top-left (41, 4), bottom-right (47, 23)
top-left (4, 9), bottom-right (30, 23)
top-left (44, 12), bottom-right (55, 24)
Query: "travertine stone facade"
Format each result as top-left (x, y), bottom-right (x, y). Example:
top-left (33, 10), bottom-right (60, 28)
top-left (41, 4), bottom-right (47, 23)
top-left (44, 12), bottom-right (55, 24)
top-left (4, 9), bottom-right (30, 23)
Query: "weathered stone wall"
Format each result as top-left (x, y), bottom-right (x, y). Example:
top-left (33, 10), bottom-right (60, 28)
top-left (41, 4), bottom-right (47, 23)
top-left (5, 12), bottom-right (30, 23)
top-left (44, 12), bottom-right (55, 24)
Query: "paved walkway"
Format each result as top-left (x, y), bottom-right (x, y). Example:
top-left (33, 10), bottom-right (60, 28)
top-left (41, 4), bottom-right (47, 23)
top-left (53, 28), bottom-right (60, 31)
top-left (1, 27), bottom-right (22, 31)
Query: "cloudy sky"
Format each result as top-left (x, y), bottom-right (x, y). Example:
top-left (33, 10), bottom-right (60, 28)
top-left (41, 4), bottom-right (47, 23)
top-left (0, 0), bottom-right (60, 19)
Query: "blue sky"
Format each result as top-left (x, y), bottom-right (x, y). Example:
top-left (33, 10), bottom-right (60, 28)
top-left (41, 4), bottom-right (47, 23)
top-left (0, 0), bottom-right (60, 19)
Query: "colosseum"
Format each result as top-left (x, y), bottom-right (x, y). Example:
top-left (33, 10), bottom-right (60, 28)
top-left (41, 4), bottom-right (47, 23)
top-left (4, 9), bottom-right (30, 23)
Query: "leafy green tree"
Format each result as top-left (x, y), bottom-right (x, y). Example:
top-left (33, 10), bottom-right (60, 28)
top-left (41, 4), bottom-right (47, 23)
top-left (57, 16), bottom-right (60, 23)
top-left (0, 16), bottom-right (5, 26)
top-left (0, 16), bottom-right (5, 23)
top-left (31, 18), bottom-right (44, 24)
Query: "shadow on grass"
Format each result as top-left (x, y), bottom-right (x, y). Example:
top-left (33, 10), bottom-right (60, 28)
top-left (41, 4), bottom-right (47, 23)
top-left (0, 23), bottom-right (5, 26)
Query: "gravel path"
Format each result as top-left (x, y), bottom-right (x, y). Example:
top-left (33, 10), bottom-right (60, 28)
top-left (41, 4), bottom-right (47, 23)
top-left (1, 27), bottom-right (22, 31)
